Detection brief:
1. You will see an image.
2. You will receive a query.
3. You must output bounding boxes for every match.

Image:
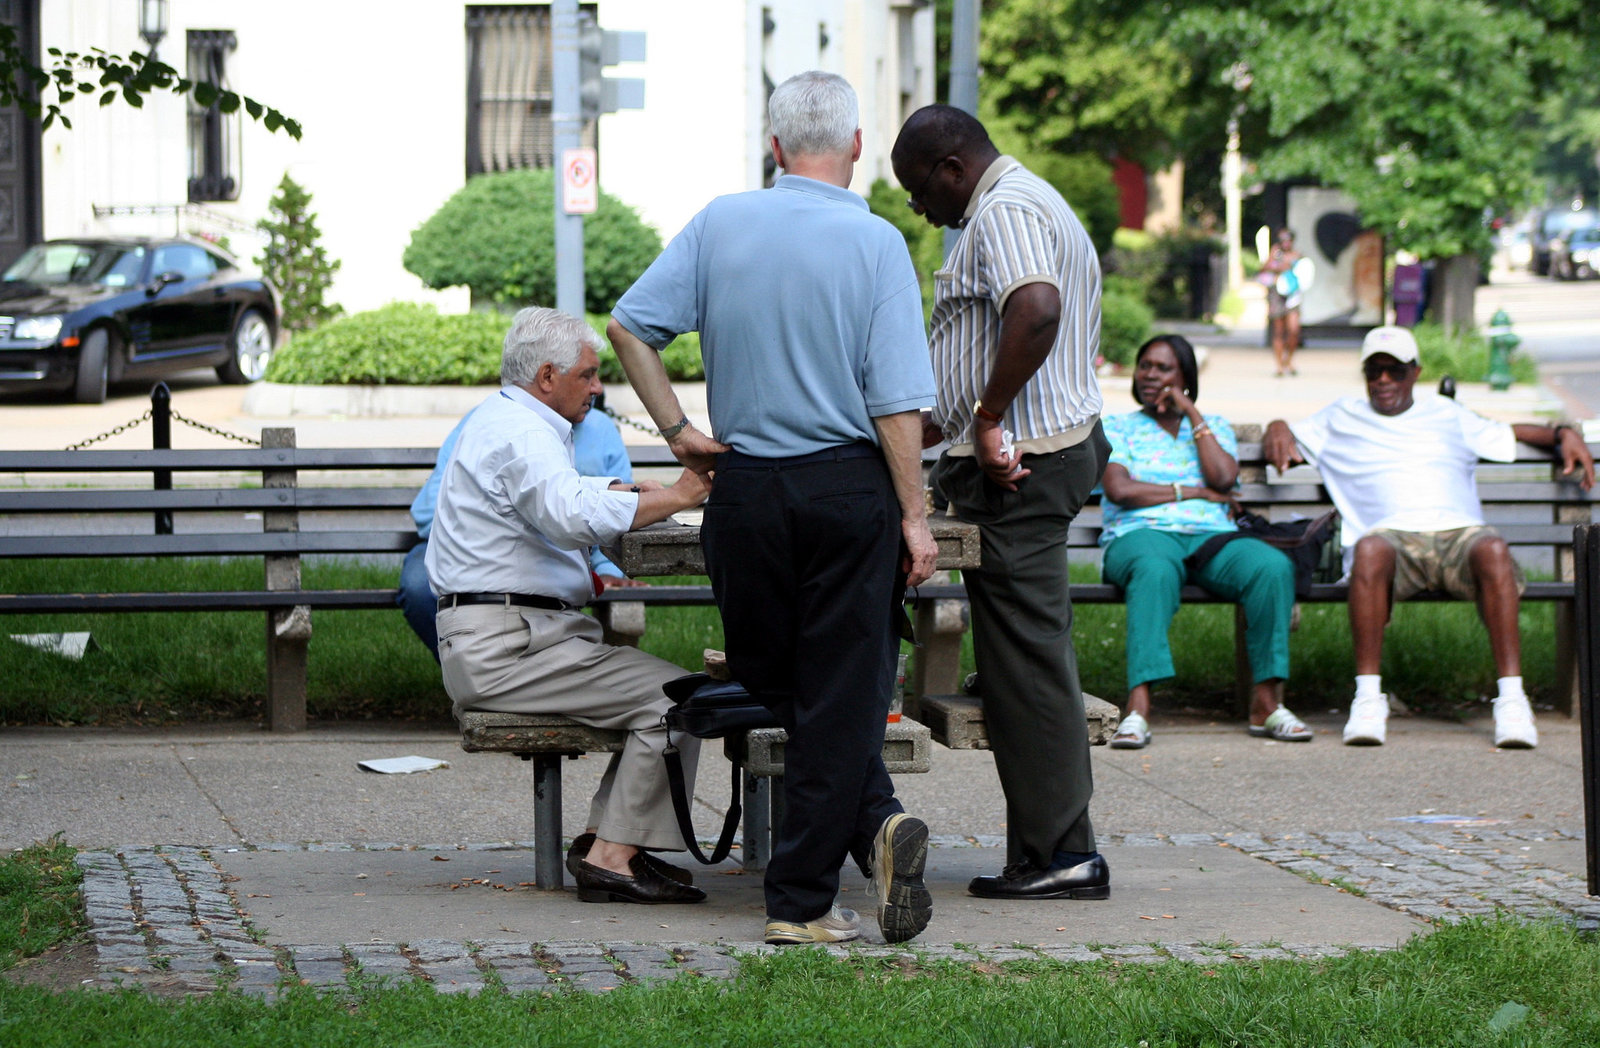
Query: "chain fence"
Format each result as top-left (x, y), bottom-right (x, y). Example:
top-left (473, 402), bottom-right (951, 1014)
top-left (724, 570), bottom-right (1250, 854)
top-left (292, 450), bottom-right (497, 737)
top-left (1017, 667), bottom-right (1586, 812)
top-left (64, 408), bottom-right (261, 451)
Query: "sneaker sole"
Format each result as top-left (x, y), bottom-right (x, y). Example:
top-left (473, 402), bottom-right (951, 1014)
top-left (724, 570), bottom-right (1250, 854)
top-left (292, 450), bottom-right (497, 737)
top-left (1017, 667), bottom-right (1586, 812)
top-left (764, 923), bottom-right (860, 946)
top-left (875, 814), bottom-right (932, 944)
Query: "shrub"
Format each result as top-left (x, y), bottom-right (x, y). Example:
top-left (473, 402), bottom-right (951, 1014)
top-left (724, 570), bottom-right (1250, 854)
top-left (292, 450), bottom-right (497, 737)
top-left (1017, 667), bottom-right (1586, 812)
top-left (866, 177), bottom-right (943, 318)
top-left (402, 170), bottom-right (663, 314)
top-left (1104, 226), bottom-right (1224, 320)
top-left (1414, 321), bottom-right (1538, 386)
top-left (265, 304), bottom-right (709, 386)
top-left (1099, 285), bottom-right (1153, 366)
top-left (265, 303), bottom-right (505, 385)
top-left (595, 330), bottom-right (704, 383)
top-left (254, 173), bottom-right (342, 333)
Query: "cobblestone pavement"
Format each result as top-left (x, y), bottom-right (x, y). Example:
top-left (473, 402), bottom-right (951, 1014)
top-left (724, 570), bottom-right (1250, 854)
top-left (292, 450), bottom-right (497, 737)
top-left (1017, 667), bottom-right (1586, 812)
top-left (73, 828), bottom-right (1598, 998)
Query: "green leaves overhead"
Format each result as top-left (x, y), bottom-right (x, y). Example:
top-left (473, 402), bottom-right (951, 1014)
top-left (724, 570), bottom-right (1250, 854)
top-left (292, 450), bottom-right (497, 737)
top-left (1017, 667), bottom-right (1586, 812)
top-left (0, 25), bottom-right (300, 138)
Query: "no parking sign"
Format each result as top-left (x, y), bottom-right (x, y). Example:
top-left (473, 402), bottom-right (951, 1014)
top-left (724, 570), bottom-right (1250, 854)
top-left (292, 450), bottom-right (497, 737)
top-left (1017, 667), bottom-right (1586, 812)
top-left (562, 148), bottom-right (598, 214)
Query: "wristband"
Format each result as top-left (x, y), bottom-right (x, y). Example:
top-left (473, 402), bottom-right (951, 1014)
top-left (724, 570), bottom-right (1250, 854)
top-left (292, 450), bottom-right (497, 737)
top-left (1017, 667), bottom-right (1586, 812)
top-left (1172, 483), bottom-right (1183, 503)
top-left (973, 400), bottom-right (1004, 423)
top-left (659, 416), bottom-right (691, 441)
top-left (1553, 424), bottom-right (1572, 445)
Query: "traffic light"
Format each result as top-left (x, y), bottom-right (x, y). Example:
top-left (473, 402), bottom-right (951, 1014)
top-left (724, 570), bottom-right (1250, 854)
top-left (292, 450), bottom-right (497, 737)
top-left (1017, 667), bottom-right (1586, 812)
top-left (578, 14), bottom-right (645, 122)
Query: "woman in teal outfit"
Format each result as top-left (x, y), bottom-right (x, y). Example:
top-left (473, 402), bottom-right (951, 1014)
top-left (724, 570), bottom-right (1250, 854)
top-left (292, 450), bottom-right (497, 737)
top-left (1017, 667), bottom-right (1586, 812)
top-left (1100, 334), bottom-right (1312, 748)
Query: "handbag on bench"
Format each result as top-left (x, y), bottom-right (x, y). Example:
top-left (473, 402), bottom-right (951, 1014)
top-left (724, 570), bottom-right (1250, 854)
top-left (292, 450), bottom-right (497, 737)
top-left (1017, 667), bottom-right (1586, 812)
top-left (660, 672), bottom-right (781, 865)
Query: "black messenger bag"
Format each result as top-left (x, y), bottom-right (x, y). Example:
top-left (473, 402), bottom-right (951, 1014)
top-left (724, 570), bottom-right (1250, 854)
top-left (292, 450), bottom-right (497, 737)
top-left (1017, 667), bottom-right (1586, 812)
top-left (660, 673), bottom-right (780, 865)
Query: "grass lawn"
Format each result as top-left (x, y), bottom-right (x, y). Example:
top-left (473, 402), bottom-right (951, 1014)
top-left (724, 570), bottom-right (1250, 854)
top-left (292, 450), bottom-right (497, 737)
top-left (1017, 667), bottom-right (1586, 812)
top-left (0, 559), bottom-right (1558, 726)
top-left (1, 919), bottom-right (1597, 1046)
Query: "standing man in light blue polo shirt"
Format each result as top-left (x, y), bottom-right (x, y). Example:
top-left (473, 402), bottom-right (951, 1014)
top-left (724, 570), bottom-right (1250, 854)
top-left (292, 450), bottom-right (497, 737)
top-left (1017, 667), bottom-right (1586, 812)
top-left (608, 71), bottom-right (938, 947)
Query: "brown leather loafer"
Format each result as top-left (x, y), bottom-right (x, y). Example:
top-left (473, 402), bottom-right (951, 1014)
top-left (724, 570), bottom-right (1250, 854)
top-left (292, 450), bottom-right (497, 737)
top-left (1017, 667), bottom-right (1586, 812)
top-left (967, 854), bottom-right (1111, 900)
top-left (566, 833), bottom-right (695, 886)
top-left (574, 856), bottom-right (706, 904)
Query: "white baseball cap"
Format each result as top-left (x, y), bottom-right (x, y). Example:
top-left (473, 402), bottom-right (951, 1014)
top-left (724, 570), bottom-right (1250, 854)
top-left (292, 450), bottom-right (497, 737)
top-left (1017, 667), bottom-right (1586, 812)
top-left (1359, 326), bottom-right (1419, 364)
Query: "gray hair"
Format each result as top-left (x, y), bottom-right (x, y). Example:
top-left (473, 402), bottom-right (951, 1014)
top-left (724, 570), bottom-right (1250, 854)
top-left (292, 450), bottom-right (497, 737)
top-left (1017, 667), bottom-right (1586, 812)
top-left (500, 306), bottom-right (602, 387)
top-left (768, 70), bottom-right (858, 158)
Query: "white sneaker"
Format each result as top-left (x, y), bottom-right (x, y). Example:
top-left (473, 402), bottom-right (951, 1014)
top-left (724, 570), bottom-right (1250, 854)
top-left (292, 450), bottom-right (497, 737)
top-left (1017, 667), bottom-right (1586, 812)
top-left (765, 905), bottom-right (861, 945)
top-left (1493, 696), bottom-right (1538, 749)
top-left (1343, 693), bottom-right (1389, 746)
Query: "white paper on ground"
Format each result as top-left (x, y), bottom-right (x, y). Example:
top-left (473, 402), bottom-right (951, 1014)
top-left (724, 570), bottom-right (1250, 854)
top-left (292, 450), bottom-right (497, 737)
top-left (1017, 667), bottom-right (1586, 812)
top-left (357, 755), bottom-right (450, 774)
top-left (9, 632), bottom-right (97, 660)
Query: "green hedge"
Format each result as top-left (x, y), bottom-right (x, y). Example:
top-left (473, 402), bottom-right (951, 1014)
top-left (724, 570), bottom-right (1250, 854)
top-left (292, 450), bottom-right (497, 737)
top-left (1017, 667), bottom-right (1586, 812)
top-left (1100, 285), bottom-right (1154, 366)
top-left (265, 303), bottom-right (506, 385)
top-left (1414, 321), bottom-right (1538, 386)
top-left (266, 303), bottom-right (708, 386)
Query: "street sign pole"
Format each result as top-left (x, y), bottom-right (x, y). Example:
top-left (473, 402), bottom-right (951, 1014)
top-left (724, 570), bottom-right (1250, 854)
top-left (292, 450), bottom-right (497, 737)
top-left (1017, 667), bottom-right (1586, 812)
top-left (551, 0), bottom-right (584, 318)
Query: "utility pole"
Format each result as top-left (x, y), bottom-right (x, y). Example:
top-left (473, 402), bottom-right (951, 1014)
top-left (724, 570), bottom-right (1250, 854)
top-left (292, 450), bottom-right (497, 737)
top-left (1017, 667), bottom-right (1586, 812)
top-left (945, 0), bottom-right (979, 257)
top-left (551, 0), bottom-right (584, 317)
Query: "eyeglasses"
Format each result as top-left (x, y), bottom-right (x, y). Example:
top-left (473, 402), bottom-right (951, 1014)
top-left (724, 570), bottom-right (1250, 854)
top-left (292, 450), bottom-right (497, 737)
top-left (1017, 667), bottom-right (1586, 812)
top-left (905, 158), bottom-right (946, 211)
top-left (1363, 361), bottom-right (1414, 382)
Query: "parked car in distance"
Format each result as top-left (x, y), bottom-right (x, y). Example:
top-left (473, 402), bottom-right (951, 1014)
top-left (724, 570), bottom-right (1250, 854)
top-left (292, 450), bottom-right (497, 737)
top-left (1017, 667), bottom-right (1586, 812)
top-left (1550, 226), bottom-right (1600, 281)
top-left (1530, 205), bottom-right (1598, 276)
top-left (0, 237), bottom-right (279, 403)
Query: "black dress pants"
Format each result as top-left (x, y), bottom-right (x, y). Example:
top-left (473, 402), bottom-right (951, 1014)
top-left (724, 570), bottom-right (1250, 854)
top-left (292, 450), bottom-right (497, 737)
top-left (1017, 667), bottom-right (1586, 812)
top-left (702, 445), bottom-right (904, 922)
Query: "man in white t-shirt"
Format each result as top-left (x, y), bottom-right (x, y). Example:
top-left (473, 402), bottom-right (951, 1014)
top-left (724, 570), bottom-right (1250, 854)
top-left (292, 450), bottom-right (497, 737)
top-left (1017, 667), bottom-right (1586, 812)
top-left (1264, 326), bottom-right (1593, 749)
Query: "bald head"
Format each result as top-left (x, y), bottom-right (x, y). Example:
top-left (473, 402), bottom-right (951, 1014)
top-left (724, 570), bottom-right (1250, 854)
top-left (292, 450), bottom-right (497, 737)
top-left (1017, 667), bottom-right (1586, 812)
top-left (891, 105), bottom-right (995, 173)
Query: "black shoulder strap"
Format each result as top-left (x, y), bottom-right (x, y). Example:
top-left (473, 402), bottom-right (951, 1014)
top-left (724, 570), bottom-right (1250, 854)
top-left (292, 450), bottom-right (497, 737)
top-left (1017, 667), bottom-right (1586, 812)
top-left (664, 738), bottom-right (743, 865)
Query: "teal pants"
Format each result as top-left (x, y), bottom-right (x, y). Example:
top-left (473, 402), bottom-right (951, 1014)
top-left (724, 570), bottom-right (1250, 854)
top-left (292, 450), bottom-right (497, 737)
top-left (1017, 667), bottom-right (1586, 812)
top-left (1101, 529), bottom-right (1294, 689)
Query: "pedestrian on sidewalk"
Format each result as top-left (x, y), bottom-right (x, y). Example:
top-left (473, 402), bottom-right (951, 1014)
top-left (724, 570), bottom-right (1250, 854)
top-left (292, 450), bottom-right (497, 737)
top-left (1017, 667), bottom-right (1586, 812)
top-left (892, 104), bottom-right (1112, 902)
top-left (1260, 228), bottom-right (1308, 376)
top-left (609, 71), bottom-right (937, 946)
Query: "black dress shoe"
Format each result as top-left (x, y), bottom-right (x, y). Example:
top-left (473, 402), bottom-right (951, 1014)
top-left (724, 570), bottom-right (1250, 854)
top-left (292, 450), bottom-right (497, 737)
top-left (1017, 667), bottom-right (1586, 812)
top-left (967, 854), bottom-right (1111, 900)
top-left (574, 856), bottom-right (706, 904)
top-left (566, 833), bottom-right (695, 886)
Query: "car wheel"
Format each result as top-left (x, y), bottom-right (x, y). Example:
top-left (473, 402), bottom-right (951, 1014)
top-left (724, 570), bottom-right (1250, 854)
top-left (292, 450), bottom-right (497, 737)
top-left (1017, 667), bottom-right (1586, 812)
top-left (218, 309), bottom-right (273, 384)
top-left (72, 327), bottom-right (109, 404)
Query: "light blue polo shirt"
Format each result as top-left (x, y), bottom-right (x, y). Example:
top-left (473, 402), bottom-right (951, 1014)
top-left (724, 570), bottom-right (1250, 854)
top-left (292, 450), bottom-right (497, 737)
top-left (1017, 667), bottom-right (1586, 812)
top-left (612, 175), bottom-right (935, 458)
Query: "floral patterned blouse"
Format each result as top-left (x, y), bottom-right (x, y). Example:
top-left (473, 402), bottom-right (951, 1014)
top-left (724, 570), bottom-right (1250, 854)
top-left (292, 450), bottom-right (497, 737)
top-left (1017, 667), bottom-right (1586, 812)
top-left (1100, 409), bottom-right (1238, 545)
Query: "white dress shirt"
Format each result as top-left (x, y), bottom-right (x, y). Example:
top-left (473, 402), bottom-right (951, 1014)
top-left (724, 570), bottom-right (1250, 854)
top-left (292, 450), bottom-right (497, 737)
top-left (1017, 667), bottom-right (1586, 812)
top-left (425, 386), bottom-right (637, 606)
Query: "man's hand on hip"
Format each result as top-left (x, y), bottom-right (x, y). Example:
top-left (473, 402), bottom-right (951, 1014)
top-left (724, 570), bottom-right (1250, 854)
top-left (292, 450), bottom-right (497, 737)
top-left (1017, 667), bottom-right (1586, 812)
top-left (668, 424), bottom-right (730, 475)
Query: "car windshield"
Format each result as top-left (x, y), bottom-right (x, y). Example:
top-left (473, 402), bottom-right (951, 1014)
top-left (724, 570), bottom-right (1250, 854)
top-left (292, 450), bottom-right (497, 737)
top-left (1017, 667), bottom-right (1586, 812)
top-left (1540, 210), bottom-right (1597, 239)
top-left (2, 243), bottom-right (147, 288)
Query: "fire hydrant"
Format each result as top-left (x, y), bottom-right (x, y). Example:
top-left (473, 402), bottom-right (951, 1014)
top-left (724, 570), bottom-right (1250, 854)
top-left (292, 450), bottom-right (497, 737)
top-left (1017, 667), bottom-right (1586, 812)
top-left (1486, 308), bottom-right (1518, 391)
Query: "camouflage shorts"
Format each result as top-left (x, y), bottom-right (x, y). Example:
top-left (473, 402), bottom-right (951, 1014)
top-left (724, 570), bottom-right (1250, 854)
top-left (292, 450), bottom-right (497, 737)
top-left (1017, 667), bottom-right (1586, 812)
top-left (1365, 525), bottom-right (1526, 602)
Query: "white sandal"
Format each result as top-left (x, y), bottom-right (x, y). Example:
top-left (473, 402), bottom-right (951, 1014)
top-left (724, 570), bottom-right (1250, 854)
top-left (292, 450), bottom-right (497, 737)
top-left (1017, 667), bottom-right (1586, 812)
top-left (1248, 706), bottom-right (1314, 742)
top-left (1110, 710), bottom-right (1150, 749)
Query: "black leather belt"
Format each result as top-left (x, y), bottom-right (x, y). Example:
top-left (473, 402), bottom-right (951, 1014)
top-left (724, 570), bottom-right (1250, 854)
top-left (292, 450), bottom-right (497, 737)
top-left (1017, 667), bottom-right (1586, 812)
top-left (437, 593), bottom-right (575, 612)
top-left (717, 442), bottom-right (880, 470)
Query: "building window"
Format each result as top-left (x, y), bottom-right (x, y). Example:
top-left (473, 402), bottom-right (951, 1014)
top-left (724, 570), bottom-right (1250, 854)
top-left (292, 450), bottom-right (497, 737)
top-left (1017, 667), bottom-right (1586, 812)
top-left (187, 30), bottom-right (240, 202)
top-left (466, 4), bottom-right (596, 177)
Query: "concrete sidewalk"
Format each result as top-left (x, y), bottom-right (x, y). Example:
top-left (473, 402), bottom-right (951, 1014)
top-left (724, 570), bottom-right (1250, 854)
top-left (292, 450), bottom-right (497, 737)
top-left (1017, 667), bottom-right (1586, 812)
top-left (4, 711), bottom-right (1593, 995)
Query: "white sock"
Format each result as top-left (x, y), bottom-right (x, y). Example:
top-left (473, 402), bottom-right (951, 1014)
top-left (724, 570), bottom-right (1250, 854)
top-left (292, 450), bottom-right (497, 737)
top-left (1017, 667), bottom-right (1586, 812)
top-left (1355, 675), bottom-right (1383, 702)
top-left (1496, 676), bottom-right (1526, 704)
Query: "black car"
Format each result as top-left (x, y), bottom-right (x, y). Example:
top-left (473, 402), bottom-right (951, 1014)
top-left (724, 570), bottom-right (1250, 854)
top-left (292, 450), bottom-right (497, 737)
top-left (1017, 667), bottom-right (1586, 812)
top-left (1550, 226), bottom-right (1600, 281)
top-left (0, 237), bottom-right (279, 403)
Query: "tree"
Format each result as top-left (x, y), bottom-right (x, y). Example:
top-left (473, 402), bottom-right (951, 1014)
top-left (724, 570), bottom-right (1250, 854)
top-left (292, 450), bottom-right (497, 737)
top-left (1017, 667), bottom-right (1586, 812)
top-left (1158, 0), bottom-right (1585, 330)
top-left (402, 169), bottom-right (662, 314)
top-left (979, 0), bottom-right (1187, 173)
top-left (0, 25), bottom-right (299, 137)
top-left (255, 174), bottom-right (342, 334)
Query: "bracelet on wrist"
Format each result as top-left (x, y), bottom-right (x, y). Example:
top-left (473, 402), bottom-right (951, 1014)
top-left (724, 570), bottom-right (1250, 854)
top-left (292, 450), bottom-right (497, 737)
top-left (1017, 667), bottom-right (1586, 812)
top-left (973, 399), bottom-right (1004, 424)
top-left (659, 416), bottom-right (691, 441)
top-left (1553, 424), bottom-right (1572, 445)
top-left (1172, 482), bottom-right (1183, 503)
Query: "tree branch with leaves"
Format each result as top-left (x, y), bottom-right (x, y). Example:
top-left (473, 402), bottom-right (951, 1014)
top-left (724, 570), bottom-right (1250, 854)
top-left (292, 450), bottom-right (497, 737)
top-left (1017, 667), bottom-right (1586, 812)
top-left (0, 24), bottom-right (300, 138)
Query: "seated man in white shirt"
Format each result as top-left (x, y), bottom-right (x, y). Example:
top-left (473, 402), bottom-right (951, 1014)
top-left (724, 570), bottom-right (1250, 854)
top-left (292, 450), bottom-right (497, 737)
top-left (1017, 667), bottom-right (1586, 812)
top-left (426, 306), bottom-right (712, 904)
top-left (1264, 326), bottom-right (1593, 749)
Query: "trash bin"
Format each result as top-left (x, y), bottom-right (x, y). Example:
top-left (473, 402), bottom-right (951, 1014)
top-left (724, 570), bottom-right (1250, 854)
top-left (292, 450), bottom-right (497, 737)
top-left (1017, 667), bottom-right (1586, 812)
top-left (1393, 263), bottom-right (1425, 327)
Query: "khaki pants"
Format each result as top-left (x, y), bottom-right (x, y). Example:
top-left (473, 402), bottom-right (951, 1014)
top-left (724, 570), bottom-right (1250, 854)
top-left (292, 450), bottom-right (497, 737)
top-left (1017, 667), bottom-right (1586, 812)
top-left (438, 603), bottom-right (700, 851)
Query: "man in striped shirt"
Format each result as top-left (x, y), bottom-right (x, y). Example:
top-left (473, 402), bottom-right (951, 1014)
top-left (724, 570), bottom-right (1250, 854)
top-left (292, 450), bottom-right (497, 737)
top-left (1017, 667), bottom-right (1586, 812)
top-left (892, 105), bottom-right (1113, 902)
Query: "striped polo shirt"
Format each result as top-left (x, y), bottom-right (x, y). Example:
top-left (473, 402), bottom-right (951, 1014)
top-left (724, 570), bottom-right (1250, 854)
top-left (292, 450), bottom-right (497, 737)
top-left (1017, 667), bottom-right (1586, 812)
top-left (930, 156), bottom-right (1103, 455)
